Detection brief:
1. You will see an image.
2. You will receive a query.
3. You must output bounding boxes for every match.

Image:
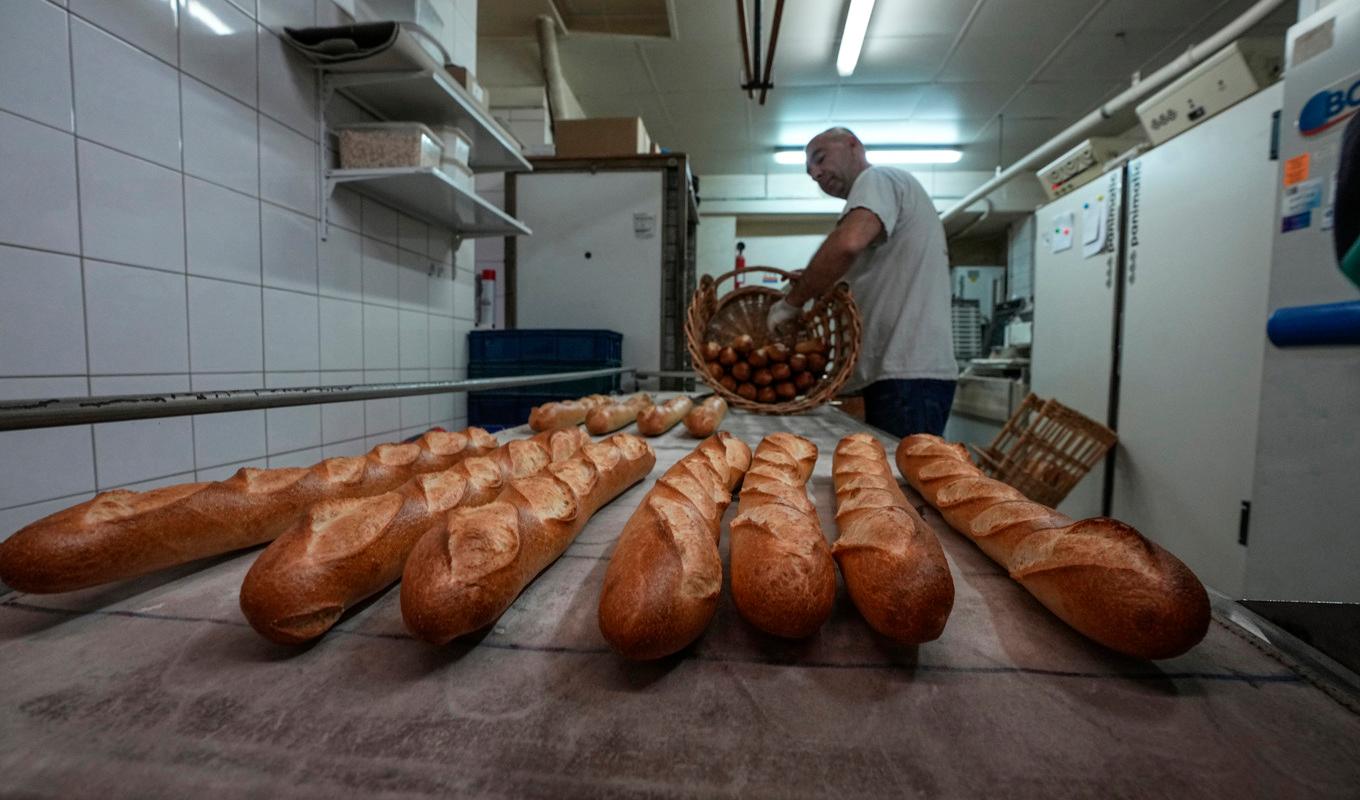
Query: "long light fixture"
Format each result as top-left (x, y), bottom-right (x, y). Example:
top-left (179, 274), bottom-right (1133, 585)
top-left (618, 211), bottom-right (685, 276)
top-left (774, 147), bottom-right (963, 165)
top-left (836, 0), bottom-right (876, 76)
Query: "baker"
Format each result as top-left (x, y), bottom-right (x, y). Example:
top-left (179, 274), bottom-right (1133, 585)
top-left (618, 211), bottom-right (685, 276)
top-left (766, 127), bottom-right (957, 437)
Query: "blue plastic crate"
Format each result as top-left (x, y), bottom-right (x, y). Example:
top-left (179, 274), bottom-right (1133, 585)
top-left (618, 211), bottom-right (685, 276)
top-left (468, 392), bottom-right (568, 429)
top-left (469, 329), bottom-right (622, 364)
top-left (468, 360), bottom-right (621, 396)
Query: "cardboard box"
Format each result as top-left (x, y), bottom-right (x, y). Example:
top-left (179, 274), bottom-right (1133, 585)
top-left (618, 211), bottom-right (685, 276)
top-left (553, 117), bottom-right (652, 158)
top-left (444, 64), bottom-right (486, 106)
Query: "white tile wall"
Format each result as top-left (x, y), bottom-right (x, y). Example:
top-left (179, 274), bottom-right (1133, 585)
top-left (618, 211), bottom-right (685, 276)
top-left (78, 140), bottom-right (185, 272)
top-left (0, 111), bottom-right (80, 254)
top-left (1, 0), bottom-right (75, 131)
top-left (71, 17), bottom-right (181, 169)
top-left (0, 0), bottom-right (481, 540)
top-left (0, 247), bottom-right (87, 376)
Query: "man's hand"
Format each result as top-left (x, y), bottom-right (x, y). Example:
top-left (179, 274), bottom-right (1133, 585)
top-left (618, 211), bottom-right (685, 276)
top-left (766, 298), bottom-right (800, 333)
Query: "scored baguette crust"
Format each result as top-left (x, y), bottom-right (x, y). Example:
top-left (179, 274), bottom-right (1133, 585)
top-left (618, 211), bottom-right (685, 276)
top-left (585, 393), bottom-right (654, 435)
top-left (729, 433), bottom-right (837, 638)
top-left (529, 394), bottom-right (612, 432)
top-left (682, 395), bottom-right (728, 438)
top-left (0, 428), bottom-right (497, 594)
top-left (636, 396), bottom-right (695, 436)
top-left (831, 434), bottom-right (954, 644)
top-left (894, 434), bottom-right (1210, 659)
top-left (598, 433), bottom-right (752, 660)
top-left (401, 433), bottom-right (656, 644)
top-left (239, 427), bottom-right (589, 644)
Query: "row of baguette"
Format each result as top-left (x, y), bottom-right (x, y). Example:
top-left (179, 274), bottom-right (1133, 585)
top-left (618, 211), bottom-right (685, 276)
top-left (0, 398), bottom-right (1211, 660)
top-left (529, 392), bottom-right (729, 438)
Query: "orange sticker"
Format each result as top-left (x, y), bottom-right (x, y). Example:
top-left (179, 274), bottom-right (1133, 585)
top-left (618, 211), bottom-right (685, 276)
top-left (1284, 153), bottom-right (1310, 186)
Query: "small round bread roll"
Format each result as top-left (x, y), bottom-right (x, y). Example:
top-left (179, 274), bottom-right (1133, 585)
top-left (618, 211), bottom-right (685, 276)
top-left (703, 341), bottom-right (722, 361)
top-left (767, 343), bottom-right (790, 363)
top-left (771, 363), bottom-right (791, 381)
top-left (720, 375), bottom-right (738, 392)
top-left (731, 362), bottom-right (752, 382)
top-left (794, 371), bottom-right (815, 391)
top-left (719, 347), bottom-right (738, 366)
top-left (748, 348), bottom-right (769, 368)
top-left (737, 382), bottom-right (758, 400)
top-left (757, 386), bottom-right (777, 403)
top-left (732, 334), bottom-right (755, 355)
top-left (788, 353), bottom-right (808, 373)
top-left (752, 368), bottom-right (773, 387)
top-left (775, 381), bottom-right (796, 400)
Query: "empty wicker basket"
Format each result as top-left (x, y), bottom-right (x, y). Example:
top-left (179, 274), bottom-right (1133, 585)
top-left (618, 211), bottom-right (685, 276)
top-left (685, 266), bottom-right (861, 414)
top-left (970, 393), bottom-right (1118, 507)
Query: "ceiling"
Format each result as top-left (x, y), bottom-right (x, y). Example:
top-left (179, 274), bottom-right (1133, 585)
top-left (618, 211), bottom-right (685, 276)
top-left (478, 0), bottom-right (1296, 176)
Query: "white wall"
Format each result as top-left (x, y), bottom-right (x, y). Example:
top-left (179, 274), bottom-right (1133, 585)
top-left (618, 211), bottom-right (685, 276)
top-left (739, 235), bottom-right (824, 275)
top-left (0, 0), bottom-right (480, 539)
top-left (697, 215), bottom-right (736, 286)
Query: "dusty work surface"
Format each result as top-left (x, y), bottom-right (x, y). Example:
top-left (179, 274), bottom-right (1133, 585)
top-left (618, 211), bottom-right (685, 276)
top-left (2, 405), bottom-right (1358, 798)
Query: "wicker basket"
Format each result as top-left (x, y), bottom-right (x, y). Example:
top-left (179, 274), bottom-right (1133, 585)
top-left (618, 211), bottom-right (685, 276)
top-left (970, 393), bottom-right (1118, 507)
top-left (684, 266), bottom-right (862, 414)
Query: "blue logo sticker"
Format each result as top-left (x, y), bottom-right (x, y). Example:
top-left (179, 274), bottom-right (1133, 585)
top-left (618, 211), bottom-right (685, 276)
top-left (1299, 76), bottom-right (1360, 137)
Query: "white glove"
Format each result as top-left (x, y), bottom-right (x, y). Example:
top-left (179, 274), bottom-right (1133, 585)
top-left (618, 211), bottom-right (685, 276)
top-left (766, 298), bottom-right (800, 333)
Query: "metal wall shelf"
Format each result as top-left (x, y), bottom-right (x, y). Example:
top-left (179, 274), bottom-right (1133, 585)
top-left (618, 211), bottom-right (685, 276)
top-left (327, 68), bottom-right (530, 173)
top-left (328, 167), bottom-right (531, 238)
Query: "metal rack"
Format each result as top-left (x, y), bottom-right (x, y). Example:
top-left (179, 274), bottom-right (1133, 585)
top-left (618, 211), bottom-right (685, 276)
top-left (293, 25), bottom-right (533, 245)
top-left (0, 369), bottom-right (634, 431)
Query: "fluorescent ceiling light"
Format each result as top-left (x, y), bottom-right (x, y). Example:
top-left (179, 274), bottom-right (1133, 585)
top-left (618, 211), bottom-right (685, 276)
top-left (836, 0), bottom-right (876, 77)
top-left (773, 148), bottom-right (963, 165)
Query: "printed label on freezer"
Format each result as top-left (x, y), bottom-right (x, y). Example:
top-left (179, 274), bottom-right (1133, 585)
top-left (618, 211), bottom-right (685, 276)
top-left (1298, 69), bottom-right (1360, 137)
top-left (1283, 153), bottom-right (1310, 186)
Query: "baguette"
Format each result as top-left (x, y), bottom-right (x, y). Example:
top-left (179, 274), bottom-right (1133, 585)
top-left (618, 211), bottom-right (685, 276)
top-left (239, 427), bottom-right (589, 644)
top-left (401, 433), bottom-right (656, 644)
top-left (894, 434), bottom-right (1210, 659)
top-left (585, 393), bottom-right (653, 435)
top-left (636, 396), bottom-right (694, 436)
top-left (598, 433), bottom-right (752, 659)
top-left (729, 433), bottom-right (837, 638)
top-left (831, 434), bottom-right (953, 644)
top-left (0, 428), bottom-right (497, 594)
top-left (682, 395), bottom-right (728, 438)
top-left (528, 394), bottom-right (612, 432)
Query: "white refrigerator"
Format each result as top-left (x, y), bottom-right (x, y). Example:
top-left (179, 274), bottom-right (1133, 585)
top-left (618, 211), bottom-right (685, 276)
top-left (1244, 0), bottom-right (1360, 602)
top-left (1031, 169), bottom-right (1124, 520)
top-left (1109, 83), bottom-right (1283, 596)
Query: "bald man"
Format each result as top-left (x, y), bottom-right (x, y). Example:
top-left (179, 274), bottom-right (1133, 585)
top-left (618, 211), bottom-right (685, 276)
top-left (766, 127), bottom-right (957, 437)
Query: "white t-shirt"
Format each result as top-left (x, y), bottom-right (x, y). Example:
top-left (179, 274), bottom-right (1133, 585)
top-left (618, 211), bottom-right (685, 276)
top-left (839, 166), bottom-right (957, 389)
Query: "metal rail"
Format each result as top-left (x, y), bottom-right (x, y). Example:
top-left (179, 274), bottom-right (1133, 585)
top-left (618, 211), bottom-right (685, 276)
top-left (0, 368), bottom-right (634, 432)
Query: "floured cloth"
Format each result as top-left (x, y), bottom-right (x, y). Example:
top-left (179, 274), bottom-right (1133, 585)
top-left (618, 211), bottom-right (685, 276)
top-left (2, 404), bottom-right (1357, 798)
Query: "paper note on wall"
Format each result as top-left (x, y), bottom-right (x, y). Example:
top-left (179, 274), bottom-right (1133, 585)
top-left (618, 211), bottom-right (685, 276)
top-left (1082, 197), bottom-right (1106, 258)
top-left (1051, 212), bottom-right (1074, 253)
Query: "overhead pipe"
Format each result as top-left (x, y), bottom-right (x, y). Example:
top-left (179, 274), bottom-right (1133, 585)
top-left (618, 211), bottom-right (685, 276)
top-left (940, 0), bottom-right (1290, 224)
top-left (758, 0), bottom-right (785, 105)
top-left (736, 0), bottom-right (754, 98)
top-left (535, 14), bottom-right (579, 122)
top-left (948, 199), bottom-right (993, 240)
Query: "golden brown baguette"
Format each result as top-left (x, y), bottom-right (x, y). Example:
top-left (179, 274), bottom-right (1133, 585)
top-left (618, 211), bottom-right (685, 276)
top-left (528, 394), bottom-right (612, 432)
top-left (598, 433), bottom-right (752, 660)
top-left (0, 428), bottom-right (497, 594)
top-left (585, 393), bottom-right (653, 435)
top-left (682, 395), bottom-right (728, 438)
top-left (636, 396), bottom-right (694, 436)
top-left (832, 433), bottom-right (954, 644)
top-left (729, 433), bottom-right (837, 638)
top-left (894, 434), bottom-right (1210, 659)
top-left (239, 427), bottom-right (589, 644)
top-left (401, 433), bottom-right (656, 644)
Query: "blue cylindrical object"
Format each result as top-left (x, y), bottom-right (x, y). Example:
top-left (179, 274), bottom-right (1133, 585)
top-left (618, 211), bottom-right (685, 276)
top-left (1266, 300), bottom-right (1360, 347)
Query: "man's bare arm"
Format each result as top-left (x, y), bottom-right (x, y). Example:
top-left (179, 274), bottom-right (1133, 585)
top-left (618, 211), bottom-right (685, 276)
top-left (786, 208), bottom-right (884, 306)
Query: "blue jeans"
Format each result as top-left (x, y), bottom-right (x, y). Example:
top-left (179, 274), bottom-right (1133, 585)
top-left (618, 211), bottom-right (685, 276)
top-left (863, 379), bottom-right (956, 438)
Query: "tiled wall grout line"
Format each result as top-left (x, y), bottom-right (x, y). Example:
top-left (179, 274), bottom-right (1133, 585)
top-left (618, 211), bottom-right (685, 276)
top-left (178, 8), bottom-right (198, 478)
top-left (62, 3), bottom-right (101, 493)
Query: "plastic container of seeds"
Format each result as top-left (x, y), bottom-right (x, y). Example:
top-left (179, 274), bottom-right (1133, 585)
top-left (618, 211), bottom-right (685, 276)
top-left (337, 122), bottom-right (443, 169)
